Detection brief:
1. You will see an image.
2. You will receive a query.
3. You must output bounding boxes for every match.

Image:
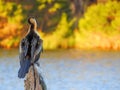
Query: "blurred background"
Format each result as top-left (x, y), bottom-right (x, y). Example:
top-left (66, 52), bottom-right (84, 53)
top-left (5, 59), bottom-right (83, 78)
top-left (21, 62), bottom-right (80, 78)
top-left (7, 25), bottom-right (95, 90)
top-left (0, 0), bottom-right (120, 90)
top-left (0, 0), bottom-right (120, 50)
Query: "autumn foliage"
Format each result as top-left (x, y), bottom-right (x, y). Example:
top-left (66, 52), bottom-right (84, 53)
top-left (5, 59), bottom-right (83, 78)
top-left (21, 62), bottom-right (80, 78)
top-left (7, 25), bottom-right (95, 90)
top-left (0, 0), bottom-right (120, 50)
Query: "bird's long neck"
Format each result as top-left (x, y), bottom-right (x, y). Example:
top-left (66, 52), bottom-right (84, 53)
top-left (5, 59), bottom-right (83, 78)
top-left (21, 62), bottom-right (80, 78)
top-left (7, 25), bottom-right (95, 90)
top-left (29, 22), bottom-right (37, 31)
top-left (28, 18), bottom-right (37, 34)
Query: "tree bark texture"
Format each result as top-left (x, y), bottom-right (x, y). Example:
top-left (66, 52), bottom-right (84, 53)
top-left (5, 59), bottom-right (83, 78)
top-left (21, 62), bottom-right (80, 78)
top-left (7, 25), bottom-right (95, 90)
top-left (24, 65), bottom-right (47, 90)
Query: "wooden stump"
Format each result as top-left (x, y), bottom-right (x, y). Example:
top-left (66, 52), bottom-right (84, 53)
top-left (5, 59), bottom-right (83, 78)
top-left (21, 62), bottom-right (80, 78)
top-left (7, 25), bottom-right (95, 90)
top-left (24, 65), bottom-right (47, 90)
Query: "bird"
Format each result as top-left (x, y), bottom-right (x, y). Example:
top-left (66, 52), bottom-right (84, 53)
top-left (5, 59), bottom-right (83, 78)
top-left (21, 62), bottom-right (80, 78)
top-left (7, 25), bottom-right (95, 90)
top-left (18, 17), bottom-right (43, 78)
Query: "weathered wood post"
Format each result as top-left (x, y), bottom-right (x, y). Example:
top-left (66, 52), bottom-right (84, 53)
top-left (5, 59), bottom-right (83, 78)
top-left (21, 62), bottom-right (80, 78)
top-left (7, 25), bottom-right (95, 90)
top-left (24, 65), bottom-right (47, 90)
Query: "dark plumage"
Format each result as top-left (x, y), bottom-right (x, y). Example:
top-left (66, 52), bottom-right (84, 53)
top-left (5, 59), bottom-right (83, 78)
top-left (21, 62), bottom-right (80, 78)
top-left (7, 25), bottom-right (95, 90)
top-left (18, 17), bottom-right (43, 78)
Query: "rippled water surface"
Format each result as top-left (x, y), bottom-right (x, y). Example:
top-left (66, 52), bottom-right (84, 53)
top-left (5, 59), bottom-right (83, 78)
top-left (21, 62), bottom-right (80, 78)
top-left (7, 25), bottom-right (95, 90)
top-left (0, 49), bottom-right (120, 90)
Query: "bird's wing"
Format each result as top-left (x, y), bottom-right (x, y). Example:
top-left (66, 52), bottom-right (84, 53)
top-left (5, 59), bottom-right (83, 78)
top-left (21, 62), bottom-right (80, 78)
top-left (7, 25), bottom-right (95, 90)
top-left (34, 37), bottom-right (43, 55)
top-left (31, 37), bottom-right (37, 60)
top-left (31, 37), bottom-right (43, 63)
top-left (19, 38), bottom-right (29, 66)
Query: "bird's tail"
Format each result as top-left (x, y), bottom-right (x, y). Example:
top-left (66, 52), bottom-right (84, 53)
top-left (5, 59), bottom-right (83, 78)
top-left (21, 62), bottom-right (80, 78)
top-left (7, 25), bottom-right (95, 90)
top-left (18, 59), bottom-right (31, 78)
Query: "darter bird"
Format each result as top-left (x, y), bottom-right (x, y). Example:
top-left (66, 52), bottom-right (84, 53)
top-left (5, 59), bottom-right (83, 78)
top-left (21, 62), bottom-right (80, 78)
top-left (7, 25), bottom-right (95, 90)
top-left (18, 17), bottom-right (43, 78)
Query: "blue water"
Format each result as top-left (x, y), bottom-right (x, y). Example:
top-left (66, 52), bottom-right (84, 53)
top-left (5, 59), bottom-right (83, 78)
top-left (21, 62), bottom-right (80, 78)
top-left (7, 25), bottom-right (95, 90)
top-left (0, 49), bottom-right (120, 90)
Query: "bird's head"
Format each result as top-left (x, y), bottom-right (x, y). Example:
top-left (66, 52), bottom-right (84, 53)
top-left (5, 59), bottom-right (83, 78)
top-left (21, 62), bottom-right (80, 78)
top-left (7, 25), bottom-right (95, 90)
top-left (28, 17), bottom-right (37, 30)
top-left (28, 17), bottom-right (36, 25)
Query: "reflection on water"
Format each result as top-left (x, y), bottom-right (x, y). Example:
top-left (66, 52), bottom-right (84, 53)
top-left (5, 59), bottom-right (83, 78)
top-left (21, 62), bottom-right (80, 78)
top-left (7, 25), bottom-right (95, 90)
top-left (0, 49), bottom-right (120, 90)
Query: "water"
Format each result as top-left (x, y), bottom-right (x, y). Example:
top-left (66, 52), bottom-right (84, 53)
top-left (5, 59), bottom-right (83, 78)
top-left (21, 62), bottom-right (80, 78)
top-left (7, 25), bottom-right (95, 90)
top-left (0, 49), bottom-right (120, 90)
